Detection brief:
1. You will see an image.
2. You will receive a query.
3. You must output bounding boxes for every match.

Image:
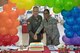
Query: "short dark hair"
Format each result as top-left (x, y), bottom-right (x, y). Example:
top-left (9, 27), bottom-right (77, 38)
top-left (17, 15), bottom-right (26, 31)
top-left (43, 9), bottom-right (50, 14)
top-left (33, 6), bottom-right (39, 9)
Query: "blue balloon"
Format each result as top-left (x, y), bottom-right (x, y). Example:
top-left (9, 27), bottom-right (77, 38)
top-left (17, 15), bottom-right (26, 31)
top-left (72, 25), bottom-right (80, 32)
top-left (71, 7), bottom-right (80, 17)
top-left (63, 17), bottom-right (67, 20)
top-left (76, 17), bottom-right (80, 24)
top-left (64, 30), bottom-right (74, 38)
top-left (63, 23), bottom-right (72, 30)
top-left (65, 17), bottom-right (75, 26)
top-left (76, 31), bottom-right (80, 37)
top-left (61, 10), bottom-right (71, 17)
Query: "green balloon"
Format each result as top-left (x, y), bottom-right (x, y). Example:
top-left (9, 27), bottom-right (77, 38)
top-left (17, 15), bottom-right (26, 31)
top-left (53, 6), bottom-right (62, 14)
top-left (77, 0), bottom-right (80, 6)
top-left (63, 0), bottom-right (74, 11)
top-left (35, 0), bottom-right (39, 5)
top-left (76, 0), bottom-right (80, 6)
top-left (47, 0), bottom-right (55, 7)
top-left (54, 0), bottom-right (63, 7)
top-left (73, 0), bottom-right (80, 6)
top-left (52, 0), bottom-right (63, 13)
top-left (73, 0), bottom-right (79, 6)
top-left (35, 0), bottom-right (47, 6)
top-left (53, 0), bottom-right (64, 11)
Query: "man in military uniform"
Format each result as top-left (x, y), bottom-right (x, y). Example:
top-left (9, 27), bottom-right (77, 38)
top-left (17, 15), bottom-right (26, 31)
top-left (35, 9), bottom-right (60, 46)
top-left (27, 6), bottom-right (43, 44)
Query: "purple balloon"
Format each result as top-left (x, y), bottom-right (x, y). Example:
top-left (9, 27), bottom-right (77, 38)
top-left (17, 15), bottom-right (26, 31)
top-left (62, 36), bottom-right (71, 45)
top-left (71, 37), bottom-right (80, 45)
top-left (62, 35), bottom-right (80, 45)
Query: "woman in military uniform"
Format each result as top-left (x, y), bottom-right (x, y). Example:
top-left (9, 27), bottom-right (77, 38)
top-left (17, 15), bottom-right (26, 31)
top-left (35, 9), bottom-right (60, 46)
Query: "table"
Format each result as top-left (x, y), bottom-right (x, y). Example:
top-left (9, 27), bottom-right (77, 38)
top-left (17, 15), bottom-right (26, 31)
top-left (0, 46), bottom-right (50, 53)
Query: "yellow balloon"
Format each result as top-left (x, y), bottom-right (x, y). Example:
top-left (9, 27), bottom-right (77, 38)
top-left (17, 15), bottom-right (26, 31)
top-left (16, 0), bottom-right (25, 9)
top-left (16, 0), bottom-right (35, 10)
top-left (25, 0), bottom-right (35, 10)
top-left (10, 0), bottom-right (18, 3)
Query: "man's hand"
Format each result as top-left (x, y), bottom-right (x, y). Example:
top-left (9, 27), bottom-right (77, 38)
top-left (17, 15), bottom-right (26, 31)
top-left (34, 34), bottom-right (37, 40)
top-left (60, 20), bottom-right (64, 25)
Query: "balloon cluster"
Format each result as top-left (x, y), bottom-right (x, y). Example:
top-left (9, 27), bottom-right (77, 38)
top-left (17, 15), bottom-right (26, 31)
top-left (0, 0), bottom-right (25, 46)
top-left (0, 35), bottom-right (19, 46)
top-left (62, 35), bottom-right (80, 45)
top-left (10, 0), bottom-right (80, 13)
top-left (10, 0), bottom-right (35, 10)
top-left (62, 7), bottom-right (80, 45)
top-left (35, 0), bottom-right (80, 13)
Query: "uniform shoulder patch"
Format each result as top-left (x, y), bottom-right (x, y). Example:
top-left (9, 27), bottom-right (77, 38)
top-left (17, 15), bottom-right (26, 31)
top-left (27, 22), bottom-right (30, 24)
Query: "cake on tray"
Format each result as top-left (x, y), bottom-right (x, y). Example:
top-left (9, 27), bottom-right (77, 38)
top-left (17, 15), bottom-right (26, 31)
top-left (29, 42), bottom-right (44, 51)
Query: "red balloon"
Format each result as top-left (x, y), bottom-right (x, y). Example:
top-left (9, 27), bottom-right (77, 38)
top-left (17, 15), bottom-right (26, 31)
top-left (3, 35), bottom-right (11, 43)
top-left (0, 34), bottom-right (4, 46)
top-left (0, 34), bottom-right (4, 40)
top-left (0, 42), bottom-right (3, 46)
top-left (11, 35), bottom-right (19, 44)
top-left (3, 35), bottom-right (11, 46)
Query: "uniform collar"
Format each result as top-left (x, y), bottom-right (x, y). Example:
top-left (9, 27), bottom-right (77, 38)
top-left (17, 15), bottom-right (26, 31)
top-left (44, 16), bottom-right (52, 22)
top-left (32, 15), bottom-right (39, 20)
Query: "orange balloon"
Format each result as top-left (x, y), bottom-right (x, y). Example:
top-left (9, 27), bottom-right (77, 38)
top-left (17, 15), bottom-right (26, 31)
top-left (0, 19), bottom-right (10, 28)
top-left (9, 28), bottom-right (18, 35)
top-left (13, 20), bottom-right (20, 28)
top-left (9, 0), bottom-right (18, 3)
top-left (0, 12), bottom-right (2, 20)
top-left (0, 20), bottom-right (5, 27)
top-left (1, 11), bottom-right (9, 20)
top-left (0, 27), bottom-right (8, 35)
top-left (4, 19), bottom-right (13, 28)
top-left (0, 22), bottom-right (5, 28)
top-left (16, 8), bottom-right (25, 15)
top-left (3, 4), bottom-right (12, 11)
top-left (8, 0), bottom-right (16, 7)
top-left (0, 19), bottom-right (13, 28)
top-left (0, 20), bottom-right (1, 24)
top-left (8, 0), bottom-right (11, 3)
top-left (0, 12), bottom-right (2, 17)
top-left (9, 11), bottom-right (18, 19)
top-left (16, 20), bottom-right (20, 26)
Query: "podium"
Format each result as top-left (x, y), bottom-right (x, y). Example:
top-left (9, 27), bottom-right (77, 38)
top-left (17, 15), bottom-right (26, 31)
top-left (22, 24), bottom-right (28, 33)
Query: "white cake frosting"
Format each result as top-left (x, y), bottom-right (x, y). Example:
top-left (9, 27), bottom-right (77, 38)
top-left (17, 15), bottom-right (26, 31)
top-left (29, 42), bottom-right (44, 51)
